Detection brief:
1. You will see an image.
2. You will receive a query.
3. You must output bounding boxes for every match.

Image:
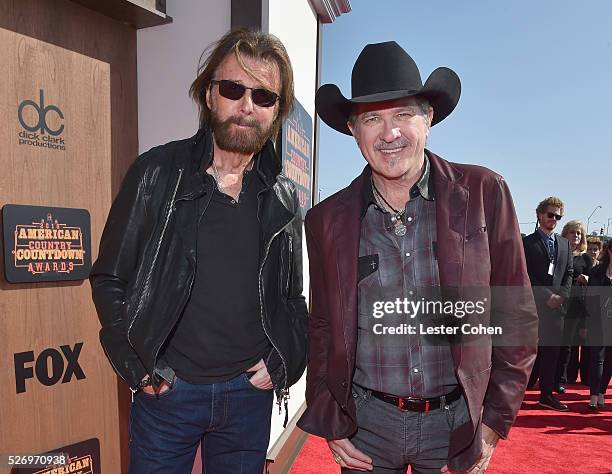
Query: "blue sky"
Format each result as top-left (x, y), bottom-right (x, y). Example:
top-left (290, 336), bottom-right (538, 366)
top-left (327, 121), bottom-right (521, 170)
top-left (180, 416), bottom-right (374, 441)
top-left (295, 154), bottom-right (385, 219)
top-left (317, 0), bottom-right (612, 236)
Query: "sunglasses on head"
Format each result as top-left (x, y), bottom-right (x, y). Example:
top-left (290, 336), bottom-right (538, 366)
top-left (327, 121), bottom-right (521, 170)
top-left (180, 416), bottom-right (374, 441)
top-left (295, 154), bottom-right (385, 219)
top-left (210, 79), bottom-right (279, 108)
top-left (546, 212), bottom-right (563, 220)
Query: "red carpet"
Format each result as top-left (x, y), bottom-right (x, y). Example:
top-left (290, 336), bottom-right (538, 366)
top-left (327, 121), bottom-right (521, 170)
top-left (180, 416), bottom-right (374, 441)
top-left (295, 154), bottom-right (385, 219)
top-left (290, 383), bottom-right (611, 473)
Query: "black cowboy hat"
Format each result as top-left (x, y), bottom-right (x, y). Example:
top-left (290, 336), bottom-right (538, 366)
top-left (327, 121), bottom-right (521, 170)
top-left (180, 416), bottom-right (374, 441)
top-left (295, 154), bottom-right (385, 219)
top-left (316, 41), bottom-right (461, 135)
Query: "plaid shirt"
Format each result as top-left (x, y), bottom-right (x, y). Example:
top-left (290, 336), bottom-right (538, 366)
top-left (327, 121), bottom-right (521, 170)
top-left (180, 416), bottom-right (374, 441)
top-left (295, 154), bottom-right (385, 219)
top-left (354, 157), bottom-right (458, 398)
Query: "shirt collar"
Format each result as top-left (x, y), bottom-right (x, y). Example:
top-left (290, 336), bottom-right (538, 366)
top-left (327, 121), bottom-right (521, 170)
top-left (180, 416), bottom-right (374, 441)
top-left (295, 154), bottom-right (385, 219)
top-left (360, 154), bottom-right (435, 219)
top-left (537, 228), bottom-right (555, 242)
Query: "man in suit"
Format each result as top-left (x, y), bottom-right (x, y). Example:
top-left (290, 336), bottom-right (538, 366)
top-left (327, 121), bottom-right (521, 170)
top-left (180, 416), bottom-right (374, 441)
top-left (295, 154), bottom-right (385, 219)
top-left (297, 41), bottom-right (537, 474)
top-left (523, 197), bottom-right (573, 411)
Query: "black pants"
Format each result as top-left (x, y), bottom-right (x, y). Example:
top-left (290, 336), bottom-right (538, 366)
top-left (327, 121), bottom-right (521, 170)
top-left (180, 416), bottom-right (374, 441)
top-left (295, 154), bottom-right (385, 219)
top-left (531, 346), bottom-right (562, 395)
top-left (530, 307), bottom-right (564, 395)
top-left (589, 346), bottom-right (612, 396)
top-left (579, 346), bottom-right (590, 384)
top-left (555, 316), bottom-right (582, 385)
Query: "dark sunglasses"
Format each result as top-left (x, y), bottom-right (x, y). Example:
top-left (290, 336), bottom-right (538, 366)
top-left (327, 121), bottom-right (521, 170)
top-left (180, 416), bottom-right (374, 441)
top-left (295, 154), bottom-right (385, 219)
top-left (210, 79), bottom-right (279, 108)
top-left (546, 212), bottom-right (563, 220)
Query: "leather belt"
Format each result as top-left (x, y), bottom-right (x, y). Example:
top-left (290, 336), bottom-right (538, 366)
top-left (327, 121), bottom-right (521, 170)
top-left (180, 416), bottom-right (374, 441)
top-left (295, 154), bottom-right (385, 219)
top-left (369, 386), bottom-right (462, 412)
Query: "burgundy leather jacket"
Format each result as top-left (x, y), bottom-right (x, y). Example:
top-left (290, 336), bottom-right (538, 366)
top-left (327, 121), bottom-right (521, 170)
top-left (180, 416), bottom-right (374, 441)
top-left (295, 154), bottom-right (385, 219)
top-left (297, 151), bottom-right (537, 471)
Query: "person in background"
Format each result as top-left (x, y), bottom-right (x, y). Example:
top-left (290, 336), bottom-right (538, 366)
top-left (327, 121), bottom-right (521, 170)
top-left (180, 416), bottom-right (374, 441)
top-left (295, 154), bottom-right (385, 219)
top-left (554, 220), bottom-right (593, 392)
top-left (578, 237), bottom-right (605, 384)
top-left (523, 197), bottom-right (573, 411)
top-left (585, 239), bottom-right (612, 411)
top-left (586, 237), bottom-right (603, 265)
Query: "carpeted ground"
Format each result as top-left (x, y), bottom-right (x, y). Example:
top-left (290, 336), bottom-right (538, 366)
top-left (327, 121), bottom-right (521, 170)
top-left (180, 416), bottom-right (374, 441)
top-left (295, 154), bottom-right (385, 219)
top-left (290, 383), bottom-right (611, 473)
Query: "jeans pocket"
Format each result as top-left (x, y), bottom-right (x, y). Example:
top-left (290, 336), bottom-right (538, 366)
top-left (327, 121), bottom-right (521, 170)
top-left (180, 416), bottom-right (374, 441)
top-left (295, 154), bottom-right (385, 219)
top-left (445, 395), bottom-right (468, 430)
top-left (444, 404), bottom-right (455, 430)
top-left (243, 373), bottom-right (273, 392)
top-left (138, 377), bottom-right (179, 400)
top-left (352, 385), bottom-right (369, 411)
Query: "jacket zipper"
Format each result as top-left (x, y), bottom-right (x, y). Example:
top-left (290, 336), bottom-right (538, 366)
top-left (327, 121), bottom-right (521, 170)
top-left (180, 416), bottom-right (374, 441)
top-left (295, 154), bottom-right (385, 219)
top-left (259, 220), bottom-right (294, 416)
top-left (127, 168), bottom-right (184, 351)
top-left (285, 234), bottom-right (293, 295)
top-left (150, 183), bottom-right (214, 374)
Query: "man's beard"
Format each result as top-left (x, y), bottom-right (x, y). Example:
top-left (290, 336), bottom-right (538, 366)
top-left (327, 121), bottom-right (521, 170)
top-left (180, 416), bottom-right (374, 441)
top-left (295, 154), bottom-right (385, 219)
top-left (210, 112), bottom-right (275, 155)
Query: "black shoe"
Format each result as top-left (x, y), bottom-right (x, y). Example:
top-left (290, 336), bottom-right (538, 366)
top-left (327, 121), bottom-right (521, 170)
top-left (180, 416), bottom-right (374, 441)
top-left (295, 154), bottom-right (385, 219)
top-left (555, 384), bottom-right (566, 394)
top-left (538, 394), bottom-right (569, 411)
top-left (587, 404), bottom-right (599, 413)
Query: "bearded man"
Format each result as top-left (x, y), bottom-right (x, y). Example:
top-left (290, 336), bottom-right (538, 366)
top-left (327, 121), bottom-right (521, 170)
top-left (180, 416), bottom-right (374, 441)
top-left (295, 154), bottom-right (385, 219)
top-left (90, 28), bottom-right (307, 473)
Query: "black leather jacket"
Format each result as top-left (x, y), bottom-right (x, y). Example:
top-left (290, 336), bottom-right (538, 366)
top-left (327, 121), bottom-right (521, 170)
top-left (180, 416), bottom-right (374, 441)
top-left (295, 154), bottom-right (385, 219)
top-left (90, 128), bottom-right (308, 403)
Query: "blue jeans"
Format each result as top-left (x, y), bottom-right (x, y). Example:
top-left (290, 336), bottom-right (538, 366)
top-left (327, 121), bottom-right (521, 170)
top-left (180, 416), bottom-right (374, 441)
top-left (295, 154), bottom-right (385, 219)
top-left (128, 373), bottom-right (274, 473)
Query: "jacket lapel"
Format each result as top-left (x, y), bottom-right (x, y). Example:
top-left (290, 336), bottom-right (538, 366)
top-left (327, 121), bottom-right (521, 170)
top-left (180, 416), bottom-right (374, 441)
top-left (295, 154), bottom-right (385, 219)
top-left (333, 176), bottom-right (363, 358)
top-left (430, 153), bottom-right (468, 289)
top-left (553, 234), bottom-right (565, 286)
top-left (430, 153), bottom-right (468, 368)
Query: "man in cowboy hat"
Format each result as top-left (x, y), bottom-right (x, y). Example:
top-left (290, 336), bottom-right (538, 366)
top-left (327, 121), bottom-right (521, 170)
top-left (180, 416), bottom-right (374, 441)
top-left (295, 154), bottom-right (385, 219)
top-left (297, 41), bottom-right (538, 473)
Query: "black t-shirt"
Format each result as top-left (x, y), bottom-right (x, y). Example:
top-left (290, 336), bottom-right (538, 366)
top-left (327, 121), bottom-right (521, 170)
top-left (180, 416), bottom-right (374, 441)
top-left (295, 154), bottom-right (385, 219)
top-left (162, 167), bottom-right (271, 383)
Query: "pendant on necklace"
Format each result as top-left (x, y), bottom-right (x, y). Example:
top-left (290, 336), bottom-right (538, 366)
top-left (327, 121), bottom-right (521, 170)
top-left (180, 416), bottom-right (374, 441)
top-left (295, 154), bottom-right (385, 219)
top-left (389, 212), bottom-right (406, 236)
top-left (394, 223), bottom-right (407, 236)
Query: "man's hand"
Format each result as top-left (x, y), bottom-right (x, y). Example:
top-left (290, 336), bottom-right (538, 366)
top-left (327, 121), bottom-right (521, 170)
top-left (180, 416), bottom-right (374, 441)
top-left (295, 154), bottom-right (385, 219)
top-left (546, 293), bottom-right (564, 309)
top-left (441, 424), bottom-right (499, 474)
top-left (576, 274), bottom-right (589, 286)
top-left (327, 438), bottom-right (373, 471)
top-left (141, 379), bottom-right (171, 396)
top-left (246, 359), bottom-right (273, 390)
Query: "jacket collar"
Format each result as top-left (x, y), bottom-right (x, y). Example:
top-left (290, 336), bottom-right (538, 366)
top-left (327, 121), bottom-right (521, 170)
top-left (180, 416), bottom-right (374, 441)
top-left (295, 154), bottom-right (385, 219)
top-left (344, 149), bottom-right (463, 208)
top-left (360, 153), bottom-right (435, 218)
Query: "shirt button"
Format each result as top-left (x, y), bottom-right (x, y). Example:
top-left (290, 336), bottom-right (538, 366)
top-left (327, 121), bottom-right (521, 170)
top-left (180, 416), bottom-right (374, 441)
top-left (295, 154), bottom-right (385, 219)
top-left (231, 199), bottom-right (236, 204)
top-left (405, 252), bottom-right (411, 257)
top-left (413, 368), bottom-right (419, 373)
top-left (406, 216), bottom-right (413, 222)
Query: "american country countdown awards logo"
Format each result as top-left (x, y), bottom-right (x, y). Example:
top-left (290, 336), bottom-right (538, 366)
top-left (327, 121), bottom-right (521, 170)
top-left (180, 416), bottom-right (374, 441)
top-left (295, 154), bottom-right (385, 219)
top-left (2, 205), bottom-right (91, 283)
top-left (17, 89), bottom-right (66, 151)
top-left (13, 213), bottom-right (85, 275)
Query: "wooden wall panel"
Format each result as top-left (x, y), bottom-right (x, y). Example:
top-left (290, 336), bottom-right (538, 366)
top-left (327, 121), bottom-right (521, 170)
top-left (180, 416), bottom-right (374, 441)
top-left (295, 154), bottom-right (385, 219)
top-left (0, 0), bottom-right (139, 197)
top-left (0, 1), bottom-right (138, 472)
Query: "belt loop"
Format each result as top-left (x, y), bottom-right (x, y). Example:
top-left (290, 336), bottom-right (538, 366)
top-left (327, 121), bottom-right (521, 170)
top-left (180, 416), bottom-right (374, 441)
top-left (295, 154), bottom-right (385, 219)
top-left (440, 394), bottom-right (446, 410)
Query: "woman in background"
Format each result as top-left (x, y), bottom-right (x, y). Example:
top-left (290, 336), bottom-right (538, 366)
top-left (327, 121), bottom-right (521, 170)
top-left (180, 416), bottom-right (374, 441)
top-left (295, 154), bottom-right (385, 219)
top-left (579, 237), bottom-right (604, 383)
top-left (585, 239), bottom-right (612, 411)
top-left (555, 221), bottom-right (593, 392)
top-left (586, 237), bottom-right (603, 265)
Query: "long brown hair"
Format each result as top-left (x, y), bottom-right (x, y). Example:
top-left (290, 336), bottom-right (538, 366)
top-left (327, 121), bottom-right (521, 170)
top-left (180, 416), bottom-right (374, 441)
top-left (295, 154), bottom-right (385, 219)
top-left (190, 28), bottom-right (294, 139)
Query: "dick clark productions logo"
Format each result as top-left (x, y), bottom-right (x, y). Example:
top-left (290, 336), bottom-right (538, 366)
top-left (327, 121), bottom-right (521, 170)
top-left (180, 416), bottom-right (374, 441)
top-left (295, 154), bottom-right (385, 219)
top-left (17, 89), bottom-right (66, 151)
